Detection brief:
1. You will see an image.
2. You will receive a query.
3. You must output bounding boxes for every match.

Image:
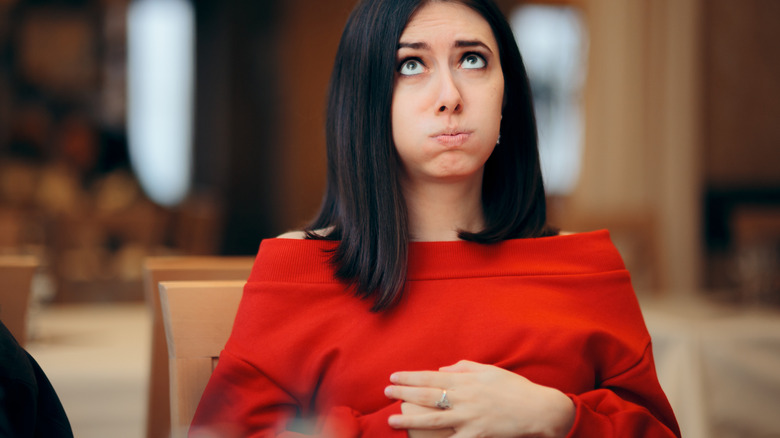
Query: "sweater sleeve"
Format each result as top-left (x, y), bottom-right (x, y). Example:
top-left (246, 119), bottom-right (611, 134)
top-left (565, 343), bottom-right (681, 438)
top-left (189, 349), bottom-right (406, 438)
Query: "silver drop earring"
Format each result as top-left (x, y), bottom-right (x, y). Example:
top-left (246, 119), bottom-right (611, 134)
top-left (496, 133), bottom-right (501, 145)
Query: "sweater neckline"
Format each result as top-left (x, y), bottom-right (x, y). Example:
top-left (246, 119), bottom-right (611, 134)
top-left (249, 229), bottom-right (624, 283)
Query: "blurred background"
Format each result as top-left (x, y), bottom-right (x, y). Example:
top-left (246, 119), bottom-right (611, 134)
top-left (1, 0), bottom-right (779, 303)
top-left (0, 0), bottom-right (779, 436)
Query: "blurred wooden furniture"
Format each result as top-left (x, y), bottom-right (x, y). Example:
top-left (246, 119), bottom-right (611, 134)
top-left (732, 206), bottom-right (780, 304)
top-left (159, 280), bottom-right (245, 438)
top-left (643, 294), bottom-right (780, 438)
top-left (0, 255), bottom-right (38, 346)
top-left (0, 208), bottom-right (26, 248)
top-left (144, 257), bottom-right (253, 438)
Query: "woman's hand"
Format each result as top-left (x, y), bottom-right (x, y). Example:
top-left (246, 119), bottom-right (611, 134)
top-left (385, 360), bottom-right (575, 438)
top-left (400, 402), bottom-right (456, 438)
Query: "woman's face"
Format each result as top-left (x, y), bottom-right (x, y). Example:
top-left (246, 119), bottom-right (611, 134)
top-left (391, 1), bottom-right (504, 186)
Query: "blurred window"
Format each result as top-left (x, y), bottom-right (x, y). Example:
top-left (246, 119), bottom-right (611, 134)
top-left (511, 4), bottom-right (588, 196)
top-left (127, 0), bottom-right (194, 207)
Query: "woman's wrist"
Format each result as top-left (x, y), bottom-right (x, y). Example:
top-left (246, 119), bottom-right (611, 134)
top-left (539, 389), bottom-right (575, 438)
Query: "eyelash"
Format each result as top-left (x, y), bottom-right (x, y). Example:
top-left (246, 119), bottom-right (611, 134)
top-left (396, 52), bottom-right (489, 74)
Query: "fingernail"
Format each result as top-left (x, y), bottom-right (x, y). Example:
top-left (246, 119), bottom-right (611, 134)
top-left (388, 415), bottom-right (400, 427)
top-left (384, 386), bottom-right (392, 397)
top-left (389, 373), bottom-right (399, 383)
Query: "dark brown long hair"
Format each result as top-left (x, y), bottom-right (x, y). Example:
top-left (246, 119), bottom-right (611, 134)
top-left (307, 0), bottom-right (556, 311)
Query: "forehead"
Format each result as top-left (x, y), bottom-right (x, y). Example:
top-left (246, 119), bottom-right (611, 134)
top-left (400, 2), bottom-right (496, 46)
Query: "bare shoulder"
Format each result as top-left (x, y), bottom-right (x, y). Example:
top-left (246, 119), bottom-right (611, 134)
top-left (276, 227), bottom-right (332, 239)
top-left (276, 230), bottom-right (307, 239)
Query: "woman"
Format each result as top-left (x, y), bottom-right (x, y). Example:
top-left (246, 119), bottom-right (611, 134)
top-left (191, 0), bottom-right (681, 437)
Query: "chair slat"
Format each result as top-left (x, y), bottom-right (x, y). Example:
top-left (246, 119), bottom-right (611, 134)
top-left (159, 280), bottom-right (245, 438)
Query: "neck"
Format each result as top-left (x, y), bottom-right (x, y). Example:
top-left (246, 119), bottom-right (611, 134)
top-left (402, 175), bottom-right (486, 242)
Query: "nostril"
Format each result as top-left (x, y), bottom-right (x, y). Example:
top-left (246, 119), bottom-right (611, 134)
top-left (439, 105), bottom-right (447, 112)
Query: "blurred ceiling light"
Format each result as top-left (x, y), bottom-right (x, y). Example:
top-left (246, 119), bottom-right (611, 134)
top-left (127, 0), bottom-right (194, 207)
top-left (512, 5), bottom-right (587, 196)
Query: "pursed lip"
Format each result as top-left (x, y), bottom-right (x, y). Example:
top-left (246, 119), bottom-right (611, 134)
top-left (430, 129), bottom-right (473, 147)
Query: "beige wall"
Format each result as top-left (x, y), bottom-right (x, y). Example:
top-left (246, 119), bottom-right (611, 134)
top-left (564, 0), bottom-right (703, 293)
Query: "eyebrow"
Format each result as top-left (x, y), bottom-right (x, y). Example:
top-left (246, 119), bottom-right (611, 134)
top-left (454, 40), bottom-right (493, 53)
top-left (397, 40), bottom-right (494, 54)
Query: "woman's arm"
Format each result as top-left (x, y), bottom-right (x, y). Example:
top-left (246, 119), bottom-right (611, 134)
top-left (564, 343), bottom-right (680, 437)
top-left (190, 349), bottom-right (408, 438)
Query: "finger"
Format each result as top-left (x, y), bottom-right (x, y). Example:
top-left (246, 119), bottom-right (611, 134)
top-left (385, 385), bottom-right (448, 408)
top-left (438, 360), bottom-right (482, 372)
top-left (390, 371), bottom-right (452, 388)
top-left (388, 411), bottom-right (454, 430)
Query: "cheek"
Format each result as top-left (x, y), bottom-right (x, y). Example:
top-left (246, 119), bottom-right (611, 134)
top-left (487, 81), bottom-right (505, 130)
top-left (391, 108), bottom-right (426, 169)
top-left (391, 94), bottom-right (418, 144)
top-left (474, 87), bottom-right (503, 129)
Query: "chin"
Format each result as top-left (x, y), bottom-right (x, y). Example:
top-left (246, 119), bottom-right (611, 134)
top-left (426, 169), bottom-right (482, 183)
top-left (429, 162), bottom-right (485, 180)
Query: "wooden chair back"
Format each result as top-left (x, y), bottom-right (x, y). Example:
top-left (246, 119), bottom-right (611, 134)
top-left (0, 255), bottom-right (38, 347)
top-left (159, 280), bottom-right (245, 438)
top-left (143, 257), bottom-right (253, 438)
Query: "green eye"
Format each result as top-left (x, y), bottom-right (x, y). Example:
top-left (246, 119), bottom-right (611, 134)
top-left (399, 59), bottom-right (425, 76)
top-left (462, 53), bottom-right (486, 69)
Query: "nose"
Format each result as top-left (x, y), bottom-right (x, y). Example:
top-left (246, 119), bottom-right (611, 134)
top-left (435, 70), bottom-right (462, 115)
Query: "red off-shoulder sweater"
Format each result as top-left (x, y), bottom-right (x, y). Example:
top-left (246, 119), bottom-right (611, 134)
top-left (191, 230), bottom-right (680, 437)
